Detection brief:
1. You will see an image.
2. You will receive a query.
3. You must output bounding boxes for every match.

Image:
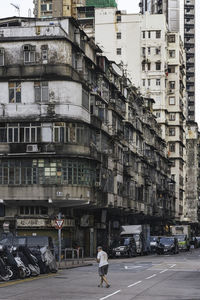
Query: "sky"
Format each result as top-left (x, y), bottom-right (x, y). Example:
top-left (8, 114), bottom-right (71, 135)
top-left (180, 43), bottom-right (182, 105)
top-left (0, 0), bottom-right (199, 126)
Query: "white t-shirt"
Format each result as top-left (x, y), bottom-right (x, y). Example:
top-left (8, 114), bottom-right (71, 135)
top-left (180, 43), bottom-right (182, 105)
top-left (97, 250), bottom-right (108, 267)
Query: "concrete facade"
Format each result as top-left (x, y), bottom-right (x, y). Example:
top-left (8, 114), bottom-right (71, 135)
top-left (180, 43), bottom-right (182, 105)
top-left (93, 10), bottom-right (187, 221)
top-left (0, 16), bottom-right (175, 255)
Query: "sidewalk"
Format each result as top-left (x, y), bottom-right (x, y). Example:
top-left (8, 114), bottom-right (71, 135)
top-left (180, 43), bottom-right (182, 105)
top-left (58, 257), bottom-right (95, 269)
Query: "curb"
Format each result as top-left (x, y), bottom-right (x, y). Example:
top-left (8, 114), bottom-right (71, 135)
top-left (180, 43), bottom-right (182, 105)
top-left (58, 263), bottom-right (93, 270)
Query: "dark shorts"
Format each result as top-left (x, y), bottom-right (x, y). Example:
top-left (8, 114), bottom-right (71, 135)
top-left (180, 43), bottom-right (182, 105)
top-left (98, 264), bottom-right (109, 276)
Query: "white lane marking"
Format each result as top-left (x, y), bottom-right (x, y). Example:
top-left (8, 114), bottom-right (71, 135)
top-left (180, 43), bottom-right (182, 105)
top-left (169, 264), bottom-right (176, 268)
top-left (159, 269), bottom-right (168, 274)
top-left (99, 290), bottom-right (121, 300)
top-left (146, 274), bottom-right (156, 280)
top-left (128, 281), bottom-right (142, 288)
top-left (125, 266), bottom-right (142, 270)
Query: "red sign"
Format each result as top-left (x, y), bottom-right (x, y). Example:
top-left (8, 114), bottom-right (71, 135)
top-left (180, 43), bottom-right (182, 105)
top-left (55, 219), bottom-right (64, 229)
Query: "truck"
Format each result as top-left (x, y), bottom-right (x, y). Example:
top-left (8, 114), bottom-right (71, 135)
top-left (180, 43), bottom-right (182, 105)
top-left (120, 225), bottom-right (150, 255)
top-left (170, 225), bottom-right (191, 251)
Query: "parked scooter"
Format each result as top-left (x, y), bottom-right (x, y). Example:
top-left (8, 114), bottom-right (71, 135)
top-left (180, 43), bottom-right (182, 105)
top-left (0, 246), bottom-right (13, 281)
top-left (17, 246), bottom-right (40, 276)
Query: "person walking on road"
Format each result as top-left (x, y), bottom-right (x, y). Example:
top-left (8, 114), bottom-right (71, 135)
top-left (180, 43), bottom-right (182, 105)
top-left (97, 246), bottom-right (110, 288)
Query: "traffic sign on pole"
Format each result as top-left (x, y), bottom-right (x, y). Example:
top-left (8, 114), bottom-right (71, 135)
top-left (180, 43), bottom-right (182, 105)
top-left (55, 219), bottom-right (64, 229)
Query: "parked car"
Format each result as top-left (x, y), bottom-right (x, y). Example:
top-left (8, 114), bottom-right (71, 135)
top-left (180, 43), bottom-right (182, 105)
top-left (175, 235), bottom-right (190, 251)
top-left (190, 237), bottom-right (200, 248)
top-left (156, 236), bottom-right (179, 255)
top-left (109, 237), bottom-right (137, 258)
top-left (150, 236), bottom-right (158, 253)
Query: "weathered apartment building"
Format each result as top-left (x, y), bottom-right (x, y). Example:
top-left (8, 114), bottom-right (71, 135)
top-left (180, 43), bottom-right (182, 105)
top-left (80, 9), bottom-right (187, 221)
top-left (33, 0), bottom-right (86, 19)
top-left (0, 16), bottom-right (175, 255)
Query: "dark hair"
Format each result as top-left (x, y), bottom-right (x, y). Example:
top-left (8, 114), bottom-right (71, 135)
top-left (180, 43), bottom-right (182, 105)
top-left (97, 246), bottom-right (102, 250)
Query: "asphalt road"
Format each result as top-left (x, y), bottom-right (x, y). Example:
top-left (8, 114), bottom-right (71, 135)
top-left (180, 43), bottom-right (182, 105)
top-left (1, 249), bottom-right (200, 300)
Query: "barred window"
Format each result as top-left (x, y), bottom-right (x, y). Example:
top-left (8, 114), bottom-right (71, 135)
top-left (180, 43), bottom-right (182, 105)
top-left (0, 159), bottom-right (96, 186)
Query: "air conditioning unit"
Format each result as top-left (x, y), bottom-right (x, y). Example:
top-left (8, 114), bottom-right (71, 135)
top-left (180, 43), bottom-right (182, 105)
top-left (26, 144), bottom-right (39, 152)
top-left (23, 45), bottom-right (30, 51)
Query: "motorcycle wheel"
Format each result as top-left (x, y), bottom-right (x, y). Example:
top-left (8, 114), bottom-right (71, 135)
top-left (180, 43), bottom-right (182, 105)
top-left (0, 274), bottom-right (10, 281)
top-left (19, 268), bottom-right (26, 279)
top-left (25, 267), bottom-right (31, 277)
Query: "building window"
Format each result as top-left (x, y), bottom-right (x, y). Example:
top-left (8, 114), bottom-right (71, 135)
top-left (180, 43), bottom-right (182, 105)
top-left (20, 123), bottom-right (41, 143)
top-left (169, 142), bottom-right (176, 152)
top-left (169, 127), bottom-right (175, 136)
top-left (156, 30), bottom-right (161, 38)
top-left (169, 113), bottom-right (176, 121)
top-left (148, 31), bottom-right (151, 38)
top-left (147, 63), bottom-right (151, 70)
top-left (155, 47), bottom-right (161, 55)
top-left (116, 48), bottom-right (121, 55)
top-left (169, 97), bottom-right (175, 105)
top-left (23, 45), bottom-right (36, 64)
top-left (148, 47), bottom-right (151, 55)
top-left (142, 31), bottom-right (145, 38)
top-left (169, 50), bottom-right (176, 58)
top-left (156, 79), bottom-right (160, 86)
top-left (142, 79), bottom-right (145, 86)
top-left (117, 32), bottom-right (121, 39)
top-left (156, 112), bottom-right (160, 118)
top-left (9, 82), bottom-right (21, 103)
top-left (156, 62), bottom-right (161, 70)
top-left (168, 66), bottom-right (175, 73)
top-left (0, 123), bottom-right (41, 143)
top-left (142, 47), bottom-right (146, 55)
top-left (34, 82), bottom-right (48, 102)
top-left (41, 49), bottom-right (48, 62)
top-left (142, 62), bottom-right (145, 71)
top-left (0, 48), bottom-right (4, 66)
top-left (169, 81), bottom-right (175, 89)
top-left (53, 122), bottom-right (65, 143)
top-left (116, 15), bottom-right (121, 22)
top-left (0, 159), bottom-right (96, 186)
top-left (82, 89), bottom-right (89, 110)
top-left (171, 161), bottom-right (176, 167)
top-left (148, 79), bottom-right (151, 86)
top-left (19, 206), bottom-right (48, 215)
top-left (168, 35), bottom-right (176, 43)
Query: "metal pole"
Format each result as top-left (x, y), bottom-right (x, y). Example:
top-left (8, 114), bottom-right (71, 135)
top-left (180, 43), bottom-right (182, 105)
top-left (58, 212), bottom-right (62, 266)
